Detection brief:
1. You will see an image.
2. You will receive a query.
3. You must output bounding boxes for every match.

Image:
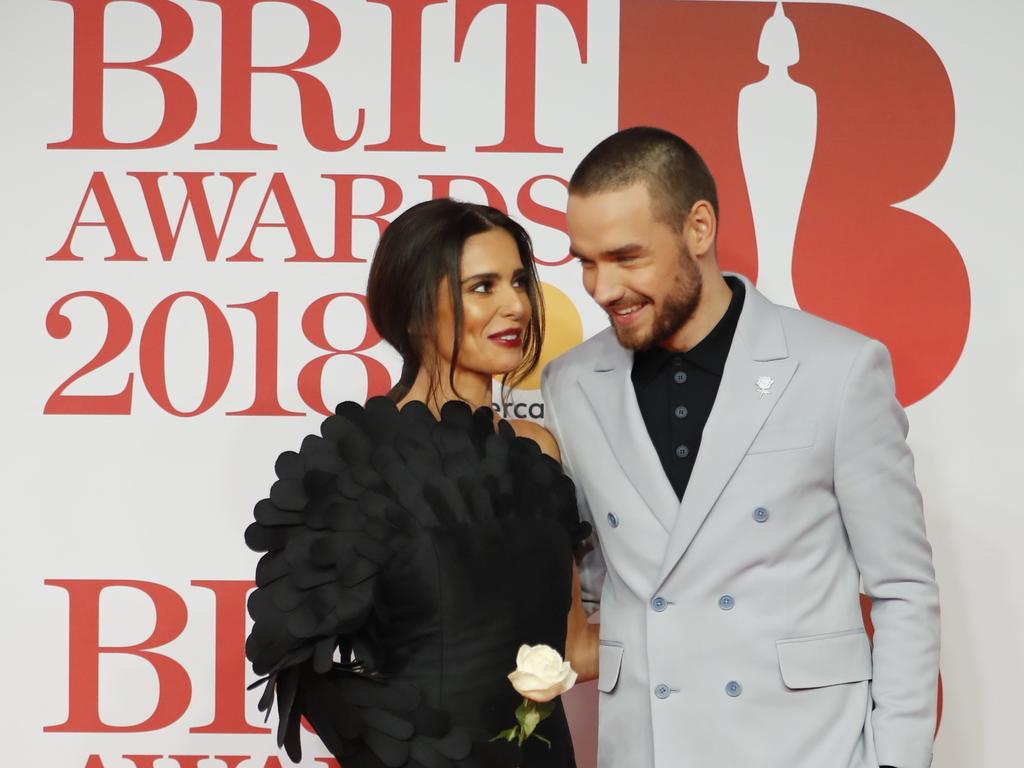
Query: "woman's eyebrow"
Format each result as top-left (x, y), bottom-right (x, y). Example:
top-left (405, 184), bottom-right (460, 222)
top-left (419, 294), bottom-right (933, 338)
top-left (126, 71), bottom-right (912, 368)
top-left (460, 268), bottom-right (527, 284)
top-left (460, 272), bottom-right (499, 283)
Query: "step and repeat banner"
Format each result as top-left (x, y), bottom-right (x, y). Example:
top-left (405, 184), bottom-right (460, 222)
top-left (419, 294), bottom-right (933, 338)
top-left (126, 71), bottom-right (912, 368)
top-left (2, 1), bottom-right (1021, 766)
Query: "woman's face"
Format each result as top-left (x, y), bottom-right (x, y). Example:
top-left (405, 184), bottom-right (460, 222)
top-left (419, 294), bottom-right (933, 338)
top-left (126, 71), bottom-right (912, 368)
top-left (433, 227), bottom-right (532, 378)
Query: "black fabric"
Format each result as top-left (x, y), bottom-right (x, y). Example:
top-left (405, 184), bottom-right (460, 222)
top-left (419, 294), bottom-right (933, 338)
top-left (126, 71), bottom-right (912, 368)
top-left (246, 397), bottom-right (589, 768)
top-left (631, 277), bottom-right (745, 499)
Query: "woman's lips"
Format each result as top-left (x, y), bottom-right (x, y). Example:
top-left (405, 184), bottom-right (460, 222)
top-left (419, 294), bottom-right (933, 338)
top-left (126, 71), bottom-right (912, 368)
top-left (488, 328), bottom-right (523, 347)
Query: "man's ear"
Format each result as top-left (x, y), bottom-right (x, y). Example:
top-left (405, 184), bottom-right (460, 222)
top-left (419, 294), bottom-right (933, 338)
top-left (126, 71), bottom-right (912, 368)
top-left (686, 200), bottom-right (717, 258)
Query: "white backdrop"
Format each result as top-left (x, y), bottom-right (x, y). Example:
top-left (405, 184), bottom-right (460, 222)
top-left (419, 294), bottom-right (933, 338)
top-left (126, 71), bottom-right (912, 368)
top-left (1, 1), bottom-right (1021, 766)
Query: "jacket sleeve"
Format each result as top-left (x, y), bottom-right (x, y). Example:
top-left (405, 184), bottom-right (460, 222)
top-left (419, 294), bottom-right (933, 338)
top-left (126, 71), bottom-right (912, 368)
top-left (244, 410), bottom-right (472, 767)
top-left (834, 339), bottom-right (940, 768)
top-left (542, 362), bottom-right (605, 615)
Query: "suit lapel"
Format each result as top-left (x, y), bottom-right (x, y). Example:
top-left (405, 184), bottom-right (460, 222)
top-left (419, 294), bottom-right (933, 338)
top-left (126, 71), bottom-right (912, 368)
top-left (579, 335), bottom-right (678, 533)
top-left (655, 279), bottom-right (798, 587)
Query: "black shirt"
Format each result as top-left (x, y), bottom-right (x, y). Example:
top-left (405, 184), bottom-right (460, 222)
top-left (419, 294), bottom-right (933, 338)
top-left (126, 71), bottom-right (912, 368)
top-left (630, 276), bottom-right (745, 499)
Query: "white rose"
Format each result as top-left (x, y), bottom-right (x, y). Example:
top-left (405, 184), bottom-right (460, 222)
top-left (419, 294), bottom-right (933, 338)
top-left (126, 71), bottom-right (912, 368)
top-left (507, 644), bottom-right (578, 703)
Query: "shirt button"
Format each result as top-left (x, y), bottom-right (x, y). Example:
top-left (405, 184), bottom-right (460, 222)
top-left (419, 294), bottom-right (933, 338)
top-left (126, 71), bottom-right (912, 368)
top-left (675, 445), bottom-right (690, 459)
top-left (651, 596), bottom-right (668, 612)
top-left (673, 370), bottom-right (688, 384)
top-left (607, 512), bottom-right (620, 528)
top-left (753, 507), bottom-right (770, 523)
top-left (718, 595), bottom-right (735, 611)
top-left (674, 405), bottom-right (688, 419)
top-left (654, 684), bottom-right (671, 699)
top-left (725, 680), bottom-right (743, 697)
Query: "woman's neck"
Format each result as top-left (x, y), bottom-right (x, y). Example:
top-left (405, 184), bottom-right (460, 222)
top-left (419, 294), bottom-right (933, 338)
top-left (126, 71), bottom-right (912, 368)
top-left (400, 362), bottom-right (493, 415)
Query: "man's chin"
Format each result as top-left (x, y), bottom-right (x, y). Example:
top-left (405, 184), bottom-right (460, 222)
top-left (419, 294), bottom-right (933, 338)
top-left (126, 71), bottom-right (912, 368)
top-left (611, 322), bottom-right (652, 351)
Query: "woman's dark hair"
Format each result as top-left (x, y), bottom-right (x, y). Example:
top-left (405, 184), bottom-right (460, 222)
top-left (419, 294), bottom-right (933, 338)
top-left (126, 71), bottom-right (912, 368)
top-left (366, 198), bottom-right (544, 404)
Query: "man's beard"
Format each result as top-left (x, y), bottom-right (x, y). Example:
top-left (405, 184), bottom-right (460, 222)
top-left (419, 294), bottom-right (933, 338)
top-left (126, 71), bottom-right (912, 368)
top-left (613, 244), bottom-right (703, 351)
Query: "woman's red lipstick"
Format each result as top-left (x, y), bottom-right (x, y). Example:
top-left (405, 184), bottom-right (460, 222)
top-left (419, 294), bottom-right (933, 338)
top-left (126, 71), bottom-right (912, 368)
top-left (488, 327), bottom-right (523, 347)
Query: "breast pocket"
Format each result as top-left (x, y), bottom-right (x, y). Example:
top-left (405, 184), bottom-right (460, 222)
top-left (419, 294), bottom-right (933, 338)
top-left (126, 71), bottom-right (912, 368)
top-left (776, 628), bottom-right (872, 689)
top-left (597, 641), bottom-right (624, 693)
top-left (747, 421), bottom-right (817, 455)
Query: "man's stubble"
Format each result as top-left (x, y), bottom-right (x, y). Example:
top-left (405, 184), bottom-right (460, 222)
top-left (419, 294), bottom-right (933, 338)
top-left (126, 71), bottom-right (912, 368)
top-left (614, 242), bottom-right (703, 351)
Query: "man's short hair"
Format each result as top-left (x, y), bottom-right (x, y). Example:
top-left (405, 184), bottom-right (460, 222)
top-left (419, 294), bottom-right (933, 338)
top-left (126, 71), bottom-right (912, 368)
top-left (569, 126), bottom-right (719, 230)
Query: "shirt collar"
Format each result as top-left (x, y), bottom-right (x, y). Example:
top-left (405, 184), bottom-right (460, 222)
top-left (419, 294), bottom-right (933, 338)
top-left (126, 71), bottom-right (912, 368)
top-left (632, 276), bottom-right (746, 384)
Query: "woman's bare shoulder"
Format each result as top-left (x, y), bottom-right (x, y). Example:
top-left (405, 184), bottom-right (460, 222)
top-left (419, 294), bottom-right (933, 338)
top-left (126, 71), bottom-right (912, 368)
top-left (507, 419), bottom-right (561, 461)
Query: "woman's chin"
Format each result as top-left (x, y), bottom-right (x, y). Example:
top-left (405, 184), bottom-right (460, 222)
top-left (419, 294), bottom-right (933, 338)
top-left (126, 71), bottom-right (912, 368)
top-left (478, 358), bottom-right (524, 378)
top-left (453, 347), bottom-right (526, 381)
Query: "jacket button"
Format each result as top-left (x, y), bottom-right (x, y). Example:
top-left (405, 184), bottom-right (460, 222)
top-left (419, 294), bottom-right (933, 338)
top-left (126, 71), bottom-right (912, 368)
top-left (651, 596), bottom-right (668, 612)
top-left (607, 512), bottom-right (620, 528)
top-left (725, 680), bottom-right (743, 697)
top-left (654, 684), bottom-right (671, 699)
top-left (718, 594), bottom-right (735, 611)
top-left (753, 506), bottom-right (770, 523)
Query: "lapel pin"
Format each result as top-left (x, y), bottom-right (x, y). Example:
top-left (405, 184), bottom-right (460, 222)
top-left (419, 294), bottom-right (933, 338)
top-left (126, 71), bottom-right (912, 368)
top-left (755, 376), bottom-right (775, 397)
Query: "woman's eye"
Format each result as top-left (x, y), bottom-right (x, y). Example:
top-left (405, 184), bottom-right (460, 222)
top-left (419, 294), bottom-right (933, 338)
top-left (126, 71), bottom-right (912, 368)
top-left (513, 276), bottom-right (529, 289)
top-left (470, 281), bottom-right (492, 293)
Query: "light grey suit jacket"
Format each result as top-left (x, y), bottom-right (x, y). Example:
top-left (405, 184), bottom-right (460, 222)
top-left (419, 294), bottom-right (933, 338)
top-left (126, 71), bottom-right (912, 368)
top-left (542, 276), bottom-right (939, 768)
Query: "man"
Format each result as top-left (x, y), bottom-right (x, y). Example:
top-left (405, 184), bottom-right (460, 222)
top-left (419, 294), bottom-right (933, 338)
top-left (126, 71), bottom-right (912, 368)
top-left (542, 127), bottom-right (939, 768)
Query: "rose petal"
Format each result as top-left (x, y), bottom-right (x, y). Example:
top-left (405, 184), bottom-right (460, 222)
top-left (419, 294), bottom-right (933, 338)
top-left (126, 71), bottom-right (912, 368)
top-left (519, 644), bottom-right (562, 677)
top-left (562, 667), bottom-right (578, 694)
top-left (515, 644), bottom-right (532, 668)
top-left (509, 671), bottom-right (572, 703)
top-left (510, 645), bottom-right (577, 701)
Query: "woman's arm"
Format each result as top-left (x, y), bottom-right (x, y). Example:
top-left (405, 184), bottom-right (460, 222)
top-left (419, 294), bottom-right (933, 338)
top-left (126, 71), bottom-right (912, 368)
top-left (509, 419), bottom-right (599, 680)
top-left (565, 562), bottom-right (599, 682)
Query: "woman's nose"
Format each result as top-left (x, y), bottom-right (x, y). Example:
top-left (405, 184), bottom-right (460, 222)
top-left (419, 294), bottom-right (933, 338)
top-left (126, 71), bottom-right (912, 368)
top-left (499, 284), bottom-right (529, 320)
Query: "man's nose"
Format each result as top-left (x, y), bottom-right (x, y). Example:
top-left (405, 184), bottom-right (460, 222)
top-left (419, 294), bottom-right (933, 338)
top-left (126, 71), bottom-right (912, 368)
top-left (588, 264), bottom-right (625, 307)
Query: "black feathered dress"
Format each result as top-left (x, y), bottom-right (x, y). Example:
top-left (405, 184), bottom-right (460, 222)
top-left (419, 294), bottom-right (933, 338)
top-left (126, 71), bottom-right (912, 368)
top-left (245, 397), bottom-right (590, 768)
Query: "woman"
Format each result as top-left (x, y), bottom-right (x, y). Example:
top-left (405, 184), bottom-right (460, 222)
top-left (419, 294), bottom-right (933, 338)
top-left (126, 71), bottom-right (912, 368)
top-left (245, 198), bottom-right (599, 768)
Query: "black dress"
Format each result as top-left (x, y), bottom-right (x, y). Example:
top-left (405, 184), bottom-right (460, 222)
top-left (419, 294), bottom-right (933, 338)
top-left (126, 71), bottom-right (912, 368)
top-left (245, 397), bottom-right (589, 768)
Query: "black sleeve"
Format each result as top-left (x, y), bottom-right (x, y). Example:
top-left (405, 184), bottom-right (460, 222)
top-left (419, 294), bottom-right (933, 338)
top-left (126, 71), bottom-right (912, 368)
top-left (244, 408), bottom-right (472, 767)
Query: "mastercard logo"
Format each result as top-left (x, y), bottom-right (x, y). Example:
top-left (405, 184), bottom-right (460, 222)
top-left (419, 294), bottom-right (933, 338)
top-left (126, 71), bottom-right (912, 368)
top-left (509, 281), bottom-right (584, 391)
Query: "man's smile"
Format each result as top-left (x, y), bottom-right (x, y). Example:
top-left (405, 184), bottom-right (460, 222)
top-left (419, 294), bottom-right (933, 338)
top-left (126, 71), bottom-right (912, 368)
top-left (609, 301), bottom-right (650, 326)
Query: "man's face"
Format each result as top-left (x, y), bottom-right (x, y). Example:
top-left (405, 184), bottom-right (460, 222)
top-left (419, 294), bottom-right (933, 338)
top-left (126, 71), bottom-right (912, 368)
top-left (567, 182), bottom-right (702, 350)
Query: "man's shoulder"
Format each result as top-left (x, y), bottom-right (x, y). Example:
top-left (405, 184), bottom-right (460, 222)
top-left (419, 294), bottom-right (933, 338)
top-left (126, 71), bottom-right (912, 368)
top-left (732, 275), bottom-right (879, 364)
top-left (775, 303), bottom-right (875, 360)
top-left (543, 327), bottom-right (618, 384)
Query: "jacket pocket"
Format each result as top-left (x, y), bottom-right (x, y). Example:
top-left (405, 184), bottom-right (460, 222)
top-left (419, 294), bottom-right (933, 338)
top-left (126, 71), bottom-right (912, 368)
top-left (597, 641), bottom-right (624, 693)
top-left (747, 421), bottom-right (817, 454)
top-left (776, 628), bottom-right (872, 689)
